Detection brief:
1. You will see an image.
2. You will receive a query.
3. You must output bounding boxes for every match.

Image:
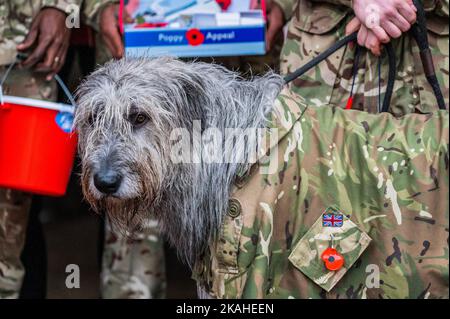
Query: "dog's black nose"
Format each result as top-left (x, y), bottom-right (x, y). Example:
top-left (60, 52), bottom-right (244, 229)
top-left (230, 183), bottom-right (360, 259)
top-left (94, 171), bottom-right (122, 195)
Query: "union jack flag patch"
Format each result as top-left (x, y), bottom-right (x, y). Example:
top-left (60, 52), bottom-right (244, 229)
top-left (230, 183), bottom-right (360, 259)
top-left (322, 211), bottom-right (344, 227)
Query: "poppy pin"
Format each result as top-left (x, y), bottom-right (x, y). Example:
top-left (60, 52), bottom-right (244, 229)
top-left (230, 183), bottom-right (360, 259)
top-left (186, 28), bottom-right (205, 46)
top-left (321, 247), bottom-right (344, 271)
top-left (215, 0), bottom-right (232, 11)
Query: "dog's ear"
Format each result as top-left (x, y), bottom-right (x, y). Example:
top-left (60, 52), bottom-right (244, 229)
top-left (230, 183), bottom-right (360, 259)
top-left (177, 73), bottom-right (208, 124)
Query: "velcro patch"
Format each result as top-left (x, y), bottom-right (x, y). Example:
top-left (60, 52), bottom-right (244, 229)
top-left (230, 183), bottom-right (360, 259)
top-left (288, 207), bottom-right (372, 292)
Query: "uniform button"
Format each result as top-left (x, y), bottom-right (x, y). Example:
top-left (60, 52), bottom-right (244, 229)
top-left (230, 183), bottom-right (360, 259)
top-left (227, 199), bottom-right (241, 218)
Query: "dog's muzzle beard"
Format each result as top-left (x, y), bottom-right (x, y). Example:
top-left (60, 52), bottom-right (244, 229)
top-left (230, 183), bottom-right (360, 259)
top-left (81, 162), bottom-right (160, 234)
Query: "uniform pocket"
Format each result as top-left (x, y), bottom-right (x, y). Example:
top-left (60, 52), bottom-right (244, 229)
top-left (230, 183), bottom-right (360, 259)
top-left (282, 2), bottom-right (353, 108)
top-left (288, 207), bottom-right (372, 292)
top-left (291, 0), bottom-right (350, 35)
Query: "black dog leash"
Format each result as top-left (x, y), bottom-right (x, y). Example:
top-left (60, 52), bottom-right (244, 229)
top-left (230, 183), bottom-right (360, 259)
top-left (284, 0), bottom-right (446, 113)
top-left (283, 32), bottom-right (396, 113)
top-left (410, 0), bottom-right (446, 110)
top-left (284, 32), bottom-right (357, 84)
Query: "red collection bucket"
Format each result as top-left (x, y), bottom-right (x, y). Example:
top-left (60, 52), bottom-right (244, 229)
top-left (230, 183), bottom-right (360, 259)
top-left (0, 72), bottom-right (77, 196)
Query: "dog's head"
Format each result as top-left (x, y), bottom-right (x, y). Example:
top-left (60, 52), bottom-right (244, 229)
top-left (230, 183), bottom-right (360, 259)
top-left (76, 57), bottom-right (200, 230)
top-left (75, 57), bottom-right (283, 248)
top-left (76, 57), bottom-right (251, 230)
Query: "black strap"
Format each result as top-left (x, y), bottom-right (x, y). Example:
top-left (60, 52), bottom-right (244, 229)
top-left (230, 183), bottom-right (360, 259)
top-left (284, 0), bottom-right (446, 113)
top-left (284, 32), bottom-right (396, 113)
top-left (381, 42), bottom-right (396, 113)
top-left (410, 0), bottom-right (446, 110)
top-left (284, 32), bottom-right (356, 84)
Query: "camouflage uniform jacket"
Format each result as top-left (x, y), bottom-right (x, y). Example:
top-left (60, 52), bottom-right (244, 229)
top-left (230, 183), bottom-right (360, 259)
top-left (275, 0), bottom-right (449, 115)
top-left (0, 0), bottom-right (120, 65)
top-left (272, 0), bottom-right (297, 21)
top-left (273, 0), bottom-right (448, 34)
top-left (81, 0), bottom-right (118, 31)
top-left (193, 87), bottom-right (449, 299)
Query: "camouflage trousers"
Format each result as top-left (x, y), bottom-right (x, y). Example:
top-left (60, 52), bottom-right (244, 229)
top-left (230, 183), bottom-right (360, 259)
top-left (281, 17), bottom-right (449, 116)
top-left (101, 218), bottom-right (166, 299)
top-left (0, 66), bottom-right (56, 299)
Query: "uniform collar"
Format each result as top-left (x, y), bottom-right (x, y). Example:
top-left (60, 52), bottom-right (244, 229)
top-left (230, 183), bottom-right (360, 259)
top-left (259, 86), bottom-right (309, 160)
top-left (235, 86), bottom-right (309, 180)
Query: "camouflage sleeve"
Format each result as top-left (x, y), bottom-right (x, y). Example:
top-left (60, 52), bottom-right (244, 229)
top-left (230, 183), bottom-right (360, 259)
top-left (272, 0), bottom-right (298, 21)
top-left (436, 0), bottom-right (449, 16)
top-left (308, 0), bottom-right (449, 16)
top-left (82, 0), bottom-right (119, 30)
top-left (42, 0), bottom-right (82, 15)
top-left (309, 0), bottom-right (352, 7)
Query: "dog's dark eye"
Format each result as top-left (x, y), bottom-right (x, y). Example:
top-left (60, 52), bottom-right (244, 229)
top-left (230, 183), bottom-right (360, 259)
top-left (129, 113), bottom-right (149, 128)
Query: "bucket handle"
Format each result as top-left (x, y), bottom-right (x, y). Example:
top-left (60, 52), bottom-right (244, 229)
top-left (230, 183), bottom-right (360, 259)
top-left (0, 55), bottom-right (76, 111)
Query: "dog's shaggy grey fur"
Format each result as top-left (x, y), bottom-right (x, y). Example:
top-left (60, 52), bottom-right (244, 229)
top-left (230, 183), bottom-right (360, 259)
top-left (75, 57), bottom-right (284, 264)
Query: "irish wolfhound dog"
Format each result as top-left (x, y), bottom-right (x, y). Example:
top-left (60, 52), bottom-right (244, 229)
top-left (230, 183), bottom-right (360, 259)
top-left (75, 57), bottom-right (283, 264)
top-left (76, 57), bottom-right (449, 298)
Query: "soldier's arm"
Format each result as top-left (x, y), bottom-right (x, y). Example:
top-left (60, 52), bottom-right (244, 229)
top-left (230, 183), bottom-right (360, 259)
top-left (17, 1), bottom-right (82, 79)
top-left (434, 0), bottom-right (449, 17)
top-left (309, 0), bottom-right (352, 7)
top-left (82, 0), bottom-right (119, 31)
top-left (266, 0), bottom-right (296, 50)
top-left (271, 0), bottom-right (298, 21)
top-left (353, 0), bottom-right (417, 43)
top-left (300, 0), bottom-right (417, 46)
top-left (42, 0), bottom-right (82, 15)
top-left (83, 0), bottom-right (126, 59)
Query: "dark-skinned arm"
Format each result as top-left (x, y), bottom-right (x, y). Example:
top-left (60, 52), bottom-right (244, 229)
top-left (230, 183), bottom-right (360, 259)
top-left (266, 0), bottom-right (297, 50)
top-left (17, 0), bottom-right (82, 80)
top-left (83, 0), bottom-right (133, 59)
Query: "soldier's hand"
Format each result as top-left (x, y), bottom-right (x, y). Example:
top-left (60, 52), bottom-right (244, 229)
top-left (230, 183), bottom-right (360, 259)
top-left (17, 8), bottom-right (71, 81)
top-left (266, 2), bottom-right (285, 51)
top-left (99, 4), bottom-right (132, 59)
top-left (346, 17), bottom-right (384, 56)
top-left (353, 0), bottom-right (417, 42)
